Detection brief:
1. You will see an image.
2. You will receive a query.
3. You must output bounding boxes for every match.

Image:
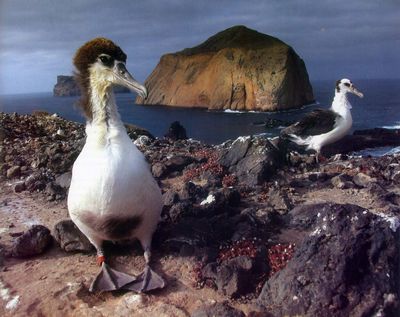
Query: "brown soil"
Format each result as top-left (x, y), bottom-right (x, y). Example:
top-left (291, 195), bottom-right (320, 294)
top-left (0, 171), bottom-right (389, 317)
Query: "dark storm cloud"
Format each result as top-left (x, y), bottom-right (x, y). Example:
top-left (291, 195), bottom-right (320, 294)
top-left (0, 0), bottom-right (399, 93)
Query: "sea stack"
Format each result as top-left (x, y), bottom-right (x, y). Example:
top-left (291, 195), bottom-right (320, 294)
top-left (136, 25), bottom-right (314, 111)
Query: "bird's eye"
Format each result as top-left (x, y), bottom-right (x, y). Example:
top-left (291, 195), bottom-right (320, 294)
top-left (344, 83), bottom-right (350, 87)
top-left (99, 55), bottom-right (112, 65)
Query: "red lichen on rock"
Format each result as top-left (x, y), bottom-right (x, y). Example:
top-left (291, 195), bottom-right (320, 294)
top-left (268, 243), bottom-right (295, 277)
top-left (222, 174), bottom-right (237, 187)
top-left (184, 149), bottom-right (224, 181)
top-left (218, 239), bottom-right (258, 263)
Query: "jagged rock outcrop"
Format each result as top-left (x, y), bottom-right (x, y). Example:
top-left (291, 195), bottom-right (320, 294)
top-left (136, 25), bottom-right (314, 111)
top-left (53, 75), bottom-right (130, 96)
top-left (256, 203), bottom-right (400, 317)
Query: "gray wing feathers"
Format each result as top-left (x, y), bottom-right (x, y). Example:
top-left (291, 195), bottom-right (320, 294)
top-left (281, 109), bottom-right (342, 137)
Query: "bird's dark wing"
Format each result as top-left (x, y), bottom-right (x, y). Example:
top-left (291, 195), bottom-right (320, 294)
top-left (281, 109), bottom-right (342, 137)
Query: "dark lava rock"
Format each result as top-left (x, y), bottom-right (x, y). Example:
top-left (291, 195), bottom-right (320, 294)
top-left (218, 137), bottom-right (281, 186)
top-left (24, 172), bottom-right (49, 192)
top-left (14, 181), bottom-right (26, 193)
top-left (191, 301), bottom-right (245, 317)
top-left (165, 155), bottom-right (194, 171)
top-left (159, 215), bottom-right (236, 252)
top-left (179, 182), bottom-right (206, 202)
top-left (188, 188), bottom-right (241, 219)
top-left (215, 256), bottom-right (255, 298)
top-left (323, 128), bottom-right (400, 156)
top-left (308, 172), bottom-right (331, 182)
top-left (168, 201), bottom-right (191, 222)
top-left (53, 220), bottom-right (94, 252)
top-left (125, 123), bottom-right (154, 140)
top-left (11, 225), bottom-right (52, 258)
top-left (164, 121), bottom-right (187, 140)
top-left (257, 203), bottom-right (400, 317)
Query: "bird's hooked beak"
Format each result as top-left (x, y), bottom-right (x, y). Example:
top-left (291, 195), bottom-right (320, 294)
top-left (350, 85), bottom-right (364, 98)
top-left (113, 62), bottom-right (147, 99)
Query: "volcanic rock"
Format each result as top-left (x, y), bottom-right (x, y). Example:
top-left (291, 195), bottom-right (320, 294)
top-left (137, 25), bottom-right (314, 111)
top-left (53, 220), bottom-right (94, 252)
top-left (164, 121), bottom-right (188, 140)
top-left (267, 188), bottom-right (292, 213)
top-left (13, 181), bottom-right (26, 193)
top-left (323, 128), bottom-right (400, 156)
top-left (257, 203), bottom-right (400, 317)
top-left (215, 256), bottom-right (255, 297)
top-left (11, 225), bottom-right (52, 258)
top-left (218, 136), bottom-right (282, 186)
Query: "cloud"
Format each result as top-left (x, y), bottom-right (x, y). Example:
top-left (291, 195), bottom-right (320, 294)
top-left (0, 0), bottom-right (399, 93)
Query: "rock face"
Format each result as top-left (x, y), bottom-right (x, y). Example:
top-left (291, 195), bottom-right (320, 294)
top-left (136, 25), bottom-right (314, 111)
top-left (257, 203), bottom-right (400, 317)
top-left (53, 75), bottom-right (130, 96)
top-left (217, 136), bottom-right (283, 186)
top-left (53, 76), bottom-right (81, 96)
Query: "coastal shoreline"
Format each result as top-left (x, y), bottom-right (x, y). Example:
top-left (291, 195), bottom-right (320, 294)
top-left (1, 112), bottom-right (400, 316)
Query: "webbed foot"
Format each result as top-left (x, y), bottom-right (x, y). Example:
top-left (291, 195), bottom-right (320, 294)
top-left (121, 265), bottom-right (166, 293)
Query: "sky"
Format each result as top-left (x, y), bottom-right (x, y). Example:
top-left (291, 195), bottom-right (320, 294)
top-left (0, 0), bottom-right (399, 94)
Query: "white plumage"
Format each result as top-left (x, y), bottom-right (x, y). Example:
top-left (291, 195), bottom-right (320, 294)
top-left (281, 78), bottom-right (363, 159)
top-left (67, 38), bottom-right (164, 292)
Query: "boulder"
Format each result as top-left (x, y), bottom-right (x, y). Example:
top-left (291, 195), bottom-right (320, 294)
top-left (214, 256), bottom-right (255, 298)
top-left (11, 225), bottom-right (52, 257)
top-left (164, 121), bottom-right (188, 140)
top-left (218, 136), bottom-right (282, 186)
top-left (137, 25), bottom-right (314, 111)
top-left (53, 220), bottom-right (94, 252)
top-left (257, 203), bottom-right (400, 317)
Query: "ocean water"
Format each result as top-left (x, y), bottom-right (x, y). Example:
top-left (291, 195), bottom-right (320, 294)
top-left (0, 79), bottom-right (399, 144)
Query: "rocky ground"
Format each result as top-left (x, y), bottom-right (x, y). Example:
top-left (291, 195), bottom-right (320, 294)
top-left (0, 112), bottom-right (400, 317)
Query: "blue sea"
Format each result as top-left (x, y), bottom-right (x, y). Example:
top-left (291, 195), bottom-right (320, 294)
top-left (1, 79), bottom-right (399, 146)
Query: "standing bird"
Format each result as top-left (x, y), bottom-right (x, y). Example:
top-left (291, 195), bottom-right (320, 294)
top-left (280, 78), bottom-right (363, 161)
top-left (67, 38), bottom-right (165, 292)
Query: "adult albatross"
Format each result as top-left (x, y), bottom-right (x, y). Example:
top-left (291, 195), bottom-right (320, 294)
top-left (280, 78), bottom-right (363, 161)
